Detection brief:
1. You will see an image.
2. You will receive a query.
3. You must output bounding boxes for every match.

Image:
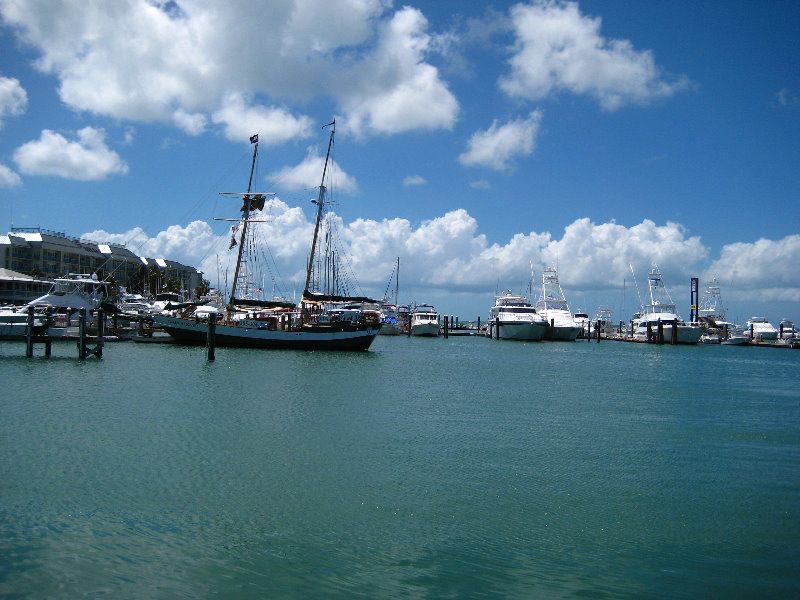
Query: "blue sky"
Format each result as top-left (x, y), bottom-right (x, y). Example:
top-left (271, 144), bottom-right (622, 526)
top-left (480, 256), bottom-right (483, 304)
top-left (1, 0), bottom-right (799, 324)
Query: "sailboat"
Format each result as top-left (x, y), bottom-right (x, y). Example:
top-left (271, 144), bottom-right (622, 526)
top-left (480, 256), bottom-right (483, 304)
top-left (379, 257), bottom-right (404, 335)
top-left (152, 122), bottom-right (381, 350)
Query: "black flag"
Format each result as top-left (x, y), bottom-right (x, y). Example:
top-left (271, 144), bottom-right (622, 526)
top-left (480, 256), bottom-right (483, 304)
top-left (250, 134), bottom-right (258, 144)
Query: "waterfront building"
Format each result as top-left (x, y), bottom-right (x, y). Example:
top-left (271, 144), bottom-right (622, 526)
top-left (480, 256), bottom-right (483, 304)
top-left (0, 227), bottom-right (201, 302)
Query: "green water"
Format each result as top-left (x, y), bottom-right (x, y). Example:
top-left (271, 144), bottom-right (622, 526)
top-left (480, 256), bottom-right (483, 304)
top-left (1, 337), bottom-right (798, 598)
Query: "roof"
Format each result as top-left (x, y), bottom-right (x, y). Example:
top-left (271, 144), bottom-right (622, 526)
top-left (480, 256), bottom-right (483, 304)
top-left (0, 268), bottom-right (38, 281)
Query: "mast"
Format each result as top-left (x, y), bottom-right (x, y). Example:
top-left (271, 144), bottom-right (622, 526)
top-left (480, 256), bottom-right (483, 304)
top-left (395, 257), bottom-right (400, 306)
top-left (229, 135), bottom-right (259, 307)
top-left (304, 120), bottom-right (335, 296)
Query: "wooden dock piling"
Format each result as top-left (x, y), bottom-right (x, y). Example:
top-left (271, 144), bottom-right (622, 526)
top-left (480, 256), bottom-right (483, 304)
top-left (207, 313), bottom-right (216, 360)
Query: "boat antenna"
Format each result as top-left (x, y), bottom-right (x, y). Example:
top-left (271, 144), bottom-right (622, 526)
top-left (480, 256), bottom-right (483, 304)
top-left (304, 120), bottom-right (335, 295)
top-left (228, 134), bottom-right (259, 307)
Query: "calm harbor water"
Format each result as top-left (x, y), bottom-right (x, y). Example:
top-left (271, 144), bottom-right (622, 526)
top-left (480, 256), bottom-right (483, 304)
top-left (1, 336), bottom-right (799, 598)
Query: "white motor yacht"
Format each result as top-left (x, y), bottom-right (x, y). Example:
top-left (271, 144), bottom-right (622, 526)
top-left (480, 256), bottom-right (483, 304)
top-left (487, 291), bottom-right (547, 341)
top-left (744, 317), bottom-right (778, 341)
top-left (410, 304), bottom-right (440, 336)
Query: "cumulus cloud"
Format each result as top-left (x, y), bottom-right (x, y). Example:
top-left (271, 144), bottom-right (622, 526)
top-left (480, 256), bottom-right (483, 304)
top-left (0, 76), bottom-right (27, 127)
top-left (172, 109), bottom-right (207, 136)
top-left (82, 203), bottom-right (800, 319)
top-left (211, 92), bottom-right (313, 144)
top-left (0, 1), bottom-right (455, 140)
top-left (13, 127), bottom-right (129, 180)
top-left (269, 146), bottom-right (358, 194)
top-left (459, 110), bottom-right (542, 170)
top-left (0, 163), bottom-right (22, 187)
top-left (499, 0), bottom-right (688, 110)
top-left (705, 235), bottom-right (800, 302)
top-left (338, 6), bottom-right (459, 137)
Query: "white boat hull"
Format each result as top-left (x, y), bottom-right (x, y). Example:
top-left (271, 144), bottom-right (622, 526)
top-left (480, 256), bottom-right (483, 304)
top-left (634, 323), bottom-right (703, 344)
top-left (489, 321), bottom-right (547, 341)
top-left (546, 324), bottom-right (582, 341)
top-left (411, 323), bottom-right (440, 337)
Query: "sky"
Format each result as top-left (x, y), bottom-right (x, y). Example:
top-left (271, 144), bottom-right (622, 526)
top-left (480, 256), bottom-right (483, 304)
top-left (1, 0), bottom-right (799, 324)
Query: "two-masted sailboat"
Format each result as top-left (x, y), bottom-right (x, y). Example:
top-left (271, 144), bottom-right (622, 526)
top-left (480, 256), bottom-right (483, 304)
top-left (152, 122), bottom-right (381, 350)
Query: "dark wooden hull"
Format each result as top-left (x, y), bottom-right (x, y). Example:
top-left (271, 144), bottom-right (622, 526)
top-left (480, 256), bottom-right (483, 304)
top-left (152, 315), bottom-right (380, 351)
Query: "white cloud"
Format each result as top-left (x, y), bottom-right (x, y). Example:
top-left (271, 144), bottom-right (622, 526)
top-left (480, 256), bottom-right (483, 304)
top-left (705, 235), bottom-right (800, 302)
top-left (172, 109), bottom-right (207, 136)
top-left (0, 76), bottom-right (27, 127)
top-left (269, 146), bottom-right (358, 194)
top-left (469, 179), bottom-right (491, 189)
top-left (403, 175), bottom-right (426, 186)
top-left (776, 88), bottom-right (799, 108)
top-left (499, 0), bottom-right (688, 110)
top-left (328, 6), bottom-right (459, 136)
top-left (83, 207), bottom-right (800, 319)
top-left (0, 163), bottom-right (22, 187)
top-left (12, 127), bottom-right (129, 180)
top-left (459, 110), bottom-right (542, 170)
top-left (0, 1), bottom-right (455, 140)
top-left (211, 92), bottom-right (313, 144)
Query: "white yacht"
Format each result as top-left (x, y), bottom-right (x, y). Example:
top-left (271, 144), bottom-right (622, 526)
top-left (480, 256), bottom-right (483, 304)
top-left (487, 291), bottom-right (547, 341)
top-left (410, 304), bottom-right (440, 336)
top-left (535, 267), bottom-right (581, 341)
top-left (573, 310), bottom-right (590, 337)
top-left (779, 318), bottom-right (796, 340)
top-left (0, 274), bottom-right (109, 338)
top-left (744, 317), bottom-right (778, 341)
top-left (632, 266), bottom-right (702, 344)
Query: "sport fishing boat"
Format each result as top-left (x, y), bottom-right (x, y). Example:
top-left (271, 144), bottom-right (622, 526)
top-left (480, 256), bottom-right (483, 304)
top-left (0, 274), bottom-right (109, 339)
top-left (410, 304), bottom-right (440, 336)
top-left (153, 123), bottom-right (380, 350)
top-left (535, 267), bottom-right (581, 341)
top-left (632, 266), bottom-right (702, 344)
top-left (487, 290), bottom-right (547, 341)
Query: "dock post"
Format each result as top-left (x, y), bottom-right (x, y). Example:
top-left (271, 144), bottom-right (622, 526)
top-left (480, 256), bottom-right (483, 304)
top-left (495, 317), bottom-right (500, 340)
top-left (657, 321), bottom-right (664, 345)
top-left (207, 312), bottom-right (216, 360)
top-left (477, 316), bottom-right (480, 335)
top-left (25, 306), bottom-right (34, 357)
top-left (587, 321), bottom-right (591, 342)
top-left (596, 320), bottom-right (601, 343)
top-left (443, 315), bottom-right (448, 338)
top-left (78, 309), bottom-right (87, 359)
top-left (671, 319), bottom-right (678, 345)
top-left (95, 309), bottom-right (105, 358)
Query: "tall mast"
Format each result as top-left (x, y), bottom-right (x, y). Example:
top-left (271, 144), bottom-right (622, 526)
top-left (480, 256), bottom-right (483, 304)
top-left (229, 135), bottom-right (259, 307)
top-left (304, 120), bottom-right (335, 295)
top-left (395, 256), bottom-right (400, 306)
